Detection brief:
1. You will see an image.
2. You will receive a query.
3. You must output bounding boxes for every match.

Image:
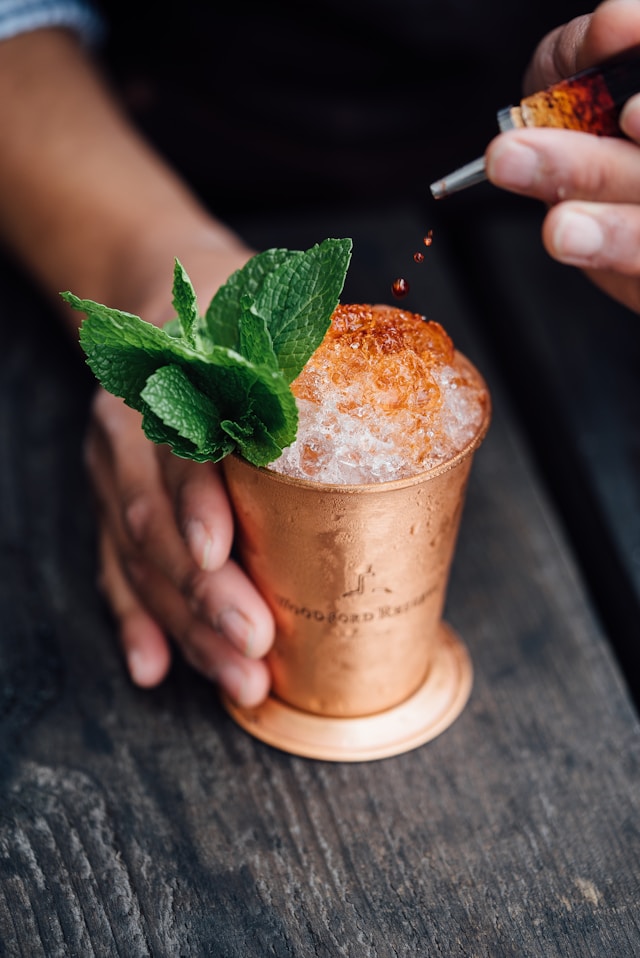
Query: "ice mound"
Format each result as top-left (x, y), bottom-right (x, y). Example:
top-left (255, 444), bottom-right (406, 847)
top-left (269, 304), bottom-right (488, 484)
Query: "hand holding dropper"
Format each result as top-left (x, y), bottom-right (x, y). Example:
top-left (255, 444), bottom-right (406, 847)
top-left (431, 0), bottom-right (640, 316)
top-left (431, 45), bottom-right (640, 199)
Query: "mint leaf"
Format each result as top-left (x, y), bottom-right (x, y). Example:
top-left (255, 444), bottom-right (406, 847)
top-left (63, 236), bottom-right (352, 467)
top-left (238, 298), bottom-right (278, 369)
top-left (204, 247), bottom-right (297, 350)
top-left (172, 259), bottom-right (199, 347)
top-left (244, 372), bottom-right (298, 453)
top-left (67, 294), bottom-right (188, 404)
top-left (252, 238), bottom-right (352, 382)
top-left (163, 317), bottom-right (182, 338)
top-left (221, 412), bottom-right (284, 467)
top-left (140, 364), bottom-right (229, 460)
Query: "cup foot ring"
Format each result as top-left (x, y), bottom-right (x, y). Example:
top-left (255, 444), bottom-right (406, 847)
top-left (221, 622), bottom-right (473, 762)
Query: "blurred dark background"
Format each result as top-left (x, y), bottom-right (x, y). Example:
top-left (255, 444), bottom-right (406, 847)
top-left (96, 0), bottom-right (585, 215)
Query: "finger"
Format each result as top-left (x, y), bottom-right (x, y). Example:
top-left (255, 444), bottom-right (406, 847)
top-left (581, 266), bottom-right (640, 315)
top-left (98, 521), bottom-right (172, 687)
top-left (87, 390), bottom-right (275, 659)
top-left (523, 0), bottom-right (640, 99)
top-left (576, 0), bottom-right (640, 72)
top-left (89, 391), bottom-right (217, 619)
top-left (193, 556), bottom-right (275, 661)
top-left (124, 549), bottom-right (271, 707)
top-left (90, 426), bottom-right (273, 698)
top-left (91, 392), bottom-right (194, 583)
top-left (158, 448), bottom-right (234, 573)
top-left (485, 127), bottom-right (640, 205)
top-left (620, 92), bottom-right (640, 143)
top-left (523, 18), bottom-right (591, 94)
top-left (543, 199), bottom-right (640, 275)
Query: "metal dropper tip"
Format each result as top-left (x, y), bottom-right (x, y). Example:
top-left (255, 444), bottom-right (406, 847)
top-left (430, 156), bottom-right (487, 199)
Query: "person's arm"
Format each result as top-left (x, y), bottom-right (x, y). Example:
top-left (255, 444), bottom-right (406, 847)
top-left (0, 27), bottom-right (249, 322)
top-left (486, 0), bottom-right (640, 314)
top-left (0, 27), bottom-right (275, 704)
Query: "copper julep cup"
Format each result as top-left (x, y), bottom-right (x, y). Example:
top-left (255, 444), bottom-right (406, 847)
top-left (222, 362), bottom-right (490, 762)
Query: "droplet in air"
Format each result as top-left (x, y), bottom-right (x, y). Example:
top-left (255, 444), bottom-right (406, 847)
top-left (392, 278), bottom-right (409, 298)
top-left (423, 230), bottom-right (434, 247)
top-left (413, 252), bottom-right (425, 263)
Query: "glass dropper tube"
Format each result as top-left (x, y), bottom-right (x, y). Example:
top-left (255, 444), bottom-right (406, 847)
top-left (430, 45), bottom-right (640, 199)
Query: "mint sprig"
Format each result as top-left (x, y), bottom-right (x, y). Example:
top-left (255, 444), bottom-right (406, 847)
top-left (61, 237), bottom-right (352, 466)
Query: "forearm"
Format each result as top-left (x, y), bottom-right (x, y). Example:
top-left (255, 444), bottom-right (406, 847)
top-left (0, 28), bottom-right (251, 334)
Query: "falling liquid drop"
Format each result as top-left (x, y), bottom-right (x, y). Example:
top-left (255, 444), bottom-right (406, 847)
top-left (413, 251), bottom-right (425, 263)
top-left (423, 230), bottom-right (434, 247)
top-left (392, 278), bottom-right (410, 298)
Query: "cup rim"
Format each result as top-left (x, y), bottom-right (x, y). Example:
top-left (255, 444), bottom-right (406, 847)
top-left (225, 383), bottom-right (492, 494)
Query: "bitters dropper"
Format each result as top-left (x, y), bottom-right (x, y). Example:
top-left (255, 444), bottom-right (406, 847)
top-left (430, 46), bottom-right (640, 199)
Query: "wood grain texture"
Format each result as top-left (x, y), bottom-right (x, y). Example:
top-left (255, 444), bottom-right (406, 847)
top-left (442, 192), bottom-right (640, 707)
top-left (0, 207), bottom-right (639, 957)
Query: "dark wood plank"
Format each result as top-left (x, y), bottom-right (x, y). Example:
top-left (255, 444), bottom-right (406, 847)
top-left (0, 208), bottom-right (639, 957)
top-left (444, 189), bottom-right (640, 707)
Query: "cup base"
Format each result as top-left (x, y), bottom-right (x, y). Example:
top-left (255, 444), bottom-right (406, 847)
top-left (221, 622), bottom-right (472, 762)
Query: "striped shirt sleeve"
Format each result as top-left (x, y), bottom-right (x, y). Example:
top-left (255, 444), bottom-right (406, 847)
top-left (0, 0), bottom-right (105, 45)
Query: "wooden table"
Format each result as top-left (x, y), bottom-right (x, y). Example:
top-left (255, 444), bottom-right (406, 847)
top-left (1, 197), bottom-right (639, 957)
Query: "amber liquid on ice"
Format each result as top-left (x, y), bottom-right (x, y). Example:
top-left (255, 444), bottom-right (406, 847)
top-left (269, 304), bottom-right (489, 485)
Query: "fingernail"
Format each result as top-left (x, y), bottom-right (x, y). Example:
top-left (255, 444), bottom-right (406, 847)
top-left (487, 139), bottom-right (539, 190)
top-left (128, 649), bottom-right (158, 686)
top-left (186, 519), bottom-right (215, 571)
top-left (217, 662), bottom-right (250, 706)
top-left (620, 95), bottom-right (640, 140)
top-left (218, 608), bottom-right (256, 657)
top-left (552, 209), bottom-right (604, 262)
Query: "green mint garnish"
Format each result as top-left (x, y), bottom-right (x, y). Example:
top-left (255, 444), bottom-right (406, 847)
top-left (61, 237), bottom-right (352, 466)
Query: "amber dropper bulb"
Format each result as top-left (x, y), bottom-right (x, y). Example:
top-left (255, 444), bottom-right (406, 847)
top-left (430, 45), bottom-right (640, 199)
